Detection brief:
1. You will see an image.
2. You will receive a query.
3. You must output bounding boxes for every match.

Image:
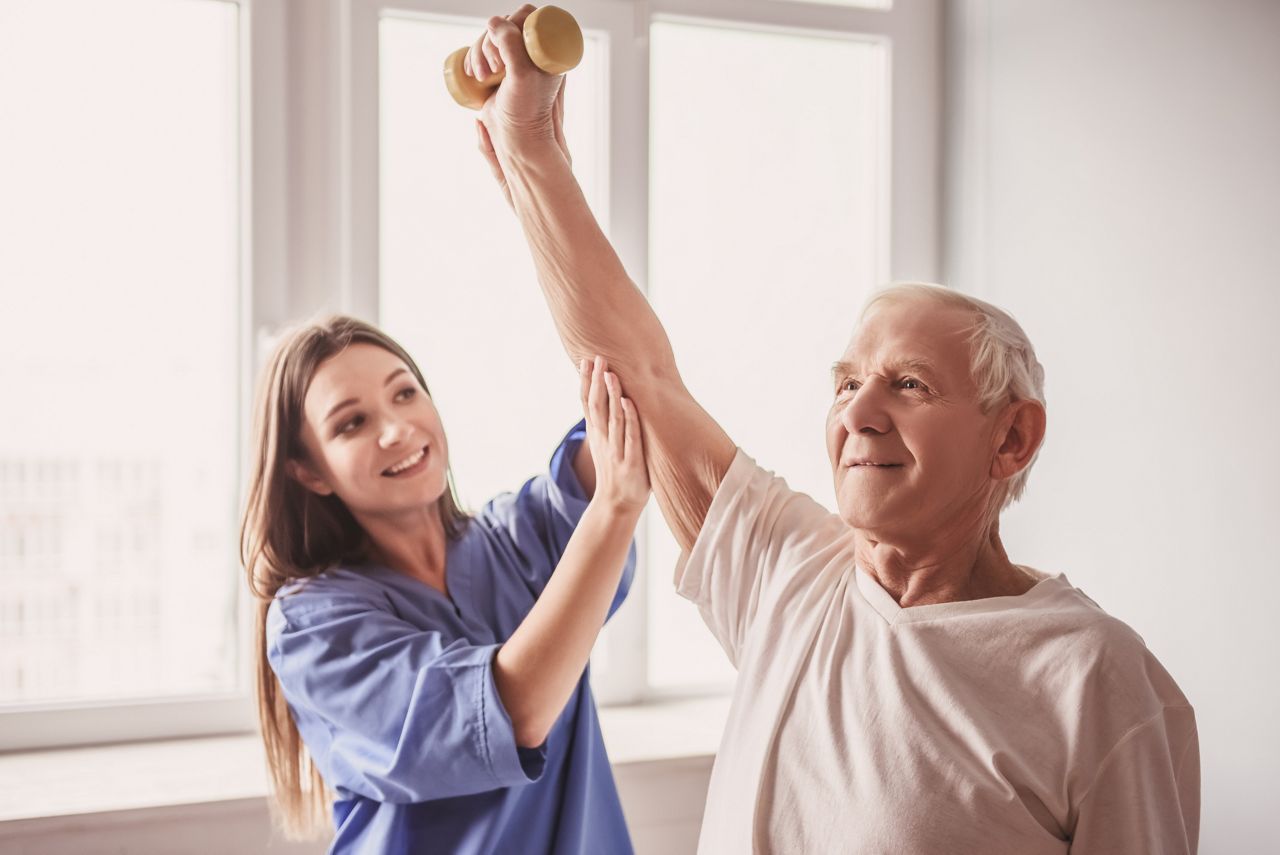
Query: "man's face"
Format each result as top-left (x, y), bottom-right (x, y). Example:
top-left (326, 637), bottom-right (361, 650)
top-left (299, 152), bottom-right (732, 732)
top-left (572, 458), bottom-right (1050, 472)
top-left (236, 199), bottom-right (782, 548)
top-left (825, 299), bottom-right (1003, 538)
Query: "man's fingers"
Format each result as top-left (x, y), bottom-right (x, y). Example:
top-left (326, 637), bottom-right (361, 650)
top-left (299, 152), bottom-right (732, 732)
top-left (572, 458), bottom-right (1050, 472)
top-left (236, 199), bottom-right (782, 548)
top-left (482, 23), bottom-right (504, 76)
top-left (468, 32), bottom-right (490, 80)
top-left (486, 14), bottom-right (536, 77)
top-left (475, 118), bottom-right (494, 156)
top-left (507, 4), bottom-right (537, 30)
top-left (552, 77), bottom-right (570, 166)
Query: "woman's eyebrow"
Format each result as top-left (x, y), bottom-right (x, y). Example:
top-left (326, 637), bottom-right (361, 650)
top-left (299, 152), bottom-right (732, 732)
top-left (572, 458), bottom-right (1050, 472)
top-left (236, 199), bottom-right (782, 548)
top-left (324, 368), bottom-right (410, 422)
top-left (324, 398), bottom-right (359, 423)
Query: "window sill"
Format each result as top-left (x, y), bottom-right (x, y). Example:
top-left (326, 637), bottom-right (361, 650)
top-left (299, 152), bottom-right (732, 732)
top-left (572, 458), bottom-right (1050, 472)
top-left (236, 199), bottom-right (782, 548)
top-left (0, 695), bottom-right (730, 824)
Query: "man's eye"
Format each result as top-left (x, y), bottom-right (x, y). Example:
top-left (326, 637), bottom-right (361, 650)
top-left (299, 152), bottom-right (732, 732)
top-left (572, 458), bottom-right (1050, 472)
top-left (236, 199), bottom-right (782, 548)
top-left (839, 379), bottom-right (860, 393)
top-left (901, 378), bottom-right (922, 391)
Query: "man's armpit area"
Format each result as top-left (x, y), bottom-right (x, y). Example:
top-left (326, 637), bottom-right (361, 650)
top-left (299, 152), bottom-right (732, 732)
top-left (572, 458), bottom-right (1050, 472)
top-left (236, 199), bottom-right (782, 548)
top-left (644, 420), bottom-right (736, 552)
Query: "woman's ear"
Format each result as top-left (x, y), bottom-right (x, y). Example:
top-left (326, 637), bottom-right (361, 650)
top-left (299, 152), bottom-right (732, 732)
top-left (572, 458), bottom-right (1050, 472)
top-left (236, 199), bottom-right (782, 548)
top-left (286, 459), bottom-right (335, 497)
top-left (990, 399), bottom-right (1047, 482)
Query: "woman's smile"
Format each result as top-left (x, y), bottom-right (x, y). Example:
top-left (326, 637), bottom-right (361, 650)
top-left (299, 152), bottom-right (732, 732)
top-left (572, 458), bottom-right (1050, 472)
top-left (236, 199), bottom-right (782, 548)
top-left (382, 445), bottom-right (430, 477)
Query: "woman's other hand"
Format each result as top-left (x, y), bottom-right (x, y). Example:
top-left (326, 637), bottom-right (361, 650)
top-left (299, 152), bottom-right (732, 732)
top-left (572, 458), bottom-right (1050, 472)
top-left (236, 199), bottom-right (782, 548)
top-left (581, 356), bottom-right (649, 514)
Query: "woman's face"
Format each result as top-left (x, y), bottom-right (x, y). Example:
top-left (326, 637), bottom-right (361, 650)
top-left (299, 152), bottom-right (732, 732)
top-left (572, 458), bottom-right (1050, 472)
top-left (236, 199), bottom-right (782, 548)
top-left (291, 342), bottom-right (450, 518)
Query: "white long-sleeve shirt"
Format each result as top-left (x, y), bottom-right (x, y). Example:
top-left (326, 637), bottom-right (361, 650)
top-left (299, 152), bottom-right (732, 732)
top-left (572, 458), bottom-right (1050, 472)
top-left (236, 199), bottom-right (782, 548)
top-left (676, 449), bottom-right (1199, 854)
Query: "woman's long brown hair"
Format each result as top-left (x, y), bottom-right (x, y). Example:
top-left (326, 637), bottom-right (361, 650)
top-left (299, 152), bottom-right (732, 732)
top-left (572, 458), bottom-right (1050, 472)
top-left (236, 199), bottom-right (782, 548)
top-left (240, 315), bottom-right (469, 839)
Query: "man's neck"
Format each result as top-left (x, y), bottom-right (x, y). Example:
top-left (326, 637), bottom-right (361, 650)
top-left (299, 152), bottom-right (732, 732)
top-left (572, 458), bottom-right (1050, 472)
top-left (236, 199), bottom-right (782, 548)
top-left (853, 526), bottom-right (1035, 607)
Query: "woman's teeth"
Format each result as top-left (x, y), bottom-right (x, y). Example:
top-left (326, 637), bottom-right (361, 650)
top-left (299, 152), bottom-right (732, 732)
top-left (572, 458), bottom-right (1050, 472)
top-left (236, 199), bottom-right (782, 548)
top-left (384, 448), bottom-right (426, 475)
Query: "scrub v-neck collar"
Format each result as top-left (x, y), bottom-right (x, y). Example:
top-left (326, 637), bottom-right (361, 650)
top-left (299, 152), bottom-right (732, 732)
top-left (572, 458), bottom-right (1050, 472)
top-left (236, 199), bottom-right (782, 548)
top-left (366, 532), bottom-right (473, 618)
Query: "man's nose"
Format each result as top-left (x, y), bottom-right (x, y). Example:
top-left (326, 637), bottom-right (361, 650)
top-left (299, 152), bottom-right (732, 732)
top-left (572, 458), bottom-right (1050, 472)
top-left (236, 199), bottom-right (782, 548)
top-left (840, 381), bottom-right (892, 436)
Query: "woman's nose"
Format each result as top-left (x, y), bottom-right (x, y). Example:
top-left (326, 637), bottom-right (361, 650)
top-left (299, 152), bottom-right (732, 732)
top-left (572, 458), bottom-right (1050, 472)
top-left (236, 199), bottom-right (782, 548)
top-left (378, 417), bottom-right (412, 448)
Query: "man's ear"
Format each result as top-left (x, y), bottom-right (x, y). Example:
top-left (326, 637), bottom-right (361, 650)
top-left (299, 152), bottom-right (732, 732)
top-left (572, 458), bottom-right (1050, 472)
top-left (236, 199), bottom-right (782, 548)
top-left (286, 458), bottom-right (335, 497)
top-left (990, 399), bottom-right (1047, 482)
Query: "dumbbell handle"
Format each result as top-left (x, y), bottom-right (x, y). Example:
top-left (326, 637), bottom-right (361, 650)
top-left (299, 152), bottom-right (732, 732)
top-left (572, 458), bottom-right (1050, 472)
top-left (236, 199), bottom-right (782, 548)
top-left (443, 6), bottom-right (583, 110)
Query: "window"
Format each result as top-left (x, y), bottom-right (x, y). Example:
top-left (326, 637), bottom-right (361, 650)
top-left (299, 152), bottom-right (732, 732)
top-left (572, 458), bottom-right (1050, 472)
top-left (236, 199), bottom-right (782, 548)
top-left (1, 0), bottom-right (938, 747)
top-left (0, 0), bottom-right (254, 749)
top-left (378, 12), bottom-right (610, 508)
top-left (646, 18), bottom-right (889, 690)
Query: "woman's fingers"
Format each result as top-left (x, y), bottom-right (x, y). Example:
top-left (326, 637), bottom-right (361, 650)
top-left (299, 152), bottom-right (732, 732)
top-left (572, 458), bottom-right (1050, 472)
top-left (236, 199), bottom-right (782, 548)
top-left (578, 356), bottom-right (591, 420)
top-left (604, 370), bottom-right (623, 459)
top-left (622, 396), bottom-right (645, 466)
top-left (587, 356), bottom-right (608, 433)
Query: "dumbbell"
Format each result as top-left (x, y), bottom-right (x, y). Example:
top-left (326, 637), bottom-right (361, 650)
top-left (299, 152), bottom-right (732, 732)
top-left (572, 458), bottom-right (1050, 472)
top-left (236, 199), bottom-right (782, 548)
top-left (443, 6), bottom-right (583, 110)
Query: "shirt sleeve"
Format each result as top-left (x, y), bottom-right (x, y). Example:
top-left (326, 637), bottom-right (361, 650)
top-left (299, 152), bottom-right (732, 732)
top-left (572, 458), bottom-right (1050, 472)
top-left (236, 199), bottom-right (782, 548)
top-left (1068, 704), bottom-right (1200, 854)
top-left (673, 448), bottom-right (851, 667)
top-left (476, 419), bottom-right (635, 620)
top-left (267, 591), bottom-right (547, 804)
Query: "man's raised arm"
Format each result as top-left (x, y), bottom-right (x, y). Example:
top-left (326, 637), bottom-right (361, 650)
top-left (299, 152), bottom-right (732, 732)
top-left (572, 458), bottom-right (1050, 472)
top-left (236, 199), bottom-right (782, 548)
top-left (469, 6), bottom-right (734, 550)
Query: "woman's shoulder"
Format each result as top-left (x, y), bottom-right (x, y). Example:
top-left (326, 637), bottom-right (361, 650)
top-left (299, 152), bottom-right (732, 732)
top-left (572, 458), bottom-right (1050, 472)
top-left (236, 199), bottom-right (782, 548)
top-left (271, 565), bottom-right (392, 625)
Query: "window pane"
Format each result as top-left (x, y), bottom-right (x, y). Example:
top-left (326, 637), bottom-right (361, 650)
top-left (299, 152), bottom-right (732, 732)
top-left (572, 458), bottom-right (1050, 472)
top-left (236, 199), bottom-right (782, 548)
top-left (648, 21), bottom-right (888, 690)
top-left (0, 1), bottom-right (242, 704)
top-left (379, 15), bottom-right (607, 508)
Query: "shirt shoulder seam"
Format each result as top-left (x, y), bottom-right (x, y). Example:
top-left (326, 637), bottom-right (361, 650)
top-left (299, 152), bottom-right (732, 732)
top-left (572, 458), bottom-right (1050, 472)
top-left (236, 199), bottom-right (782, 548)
top-left (1074, 702), bottom-right (1195, 810)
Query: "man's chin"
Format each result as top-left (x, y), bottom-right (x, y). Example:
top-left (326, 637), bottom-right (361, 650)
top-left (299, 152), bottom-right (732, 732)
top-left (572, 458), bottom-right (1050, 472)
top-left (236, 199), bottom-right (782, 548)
top-left (837, 494), bottom-right (907, 533)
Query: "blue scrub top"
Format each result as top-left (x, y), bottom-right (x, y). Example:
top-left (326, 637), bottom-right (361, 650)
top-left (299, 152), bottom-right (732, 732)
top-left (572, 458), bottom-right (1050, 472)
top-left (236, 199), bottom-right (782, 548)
top-left (267, 421), bottom-right (636, 854)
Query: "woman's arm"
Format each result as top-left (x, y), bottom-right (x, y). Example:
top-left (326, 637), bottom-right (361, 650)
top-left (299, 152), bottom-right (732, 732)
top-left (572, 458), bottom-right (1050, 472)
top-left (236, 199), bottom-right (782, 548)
top-left (471, 8), bottom-right (736, 551)
top-left (493, 357), bottom-right (645, 747)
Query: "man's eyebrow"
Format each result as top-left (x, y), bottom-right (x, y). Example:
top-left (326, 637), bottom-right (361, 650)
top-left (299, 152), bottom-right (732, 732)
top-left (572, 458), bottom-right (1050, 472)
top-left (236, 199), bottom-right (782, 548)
top-left (829, 358), bottom-right (939, 379)
top-left (323, 368), bottom-right (409, 423)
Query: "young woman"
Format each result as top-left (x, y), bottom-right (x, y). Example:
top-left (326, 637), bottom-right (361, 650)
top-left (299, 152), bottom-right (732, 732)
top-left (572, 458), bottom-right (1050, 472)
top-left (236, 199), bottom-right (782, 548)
top-left (241, 315), bottom-right (647, 854)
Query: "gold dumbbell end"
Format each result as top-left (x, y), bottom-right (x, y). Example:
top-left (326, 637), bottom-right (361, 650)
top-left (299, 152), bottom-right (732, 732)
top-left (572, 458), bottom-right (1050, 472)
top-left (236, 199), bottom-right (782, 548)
top-left (524, 6), bottom-right (584, 75)
top-left (443, 47), bottom-right (493, 111)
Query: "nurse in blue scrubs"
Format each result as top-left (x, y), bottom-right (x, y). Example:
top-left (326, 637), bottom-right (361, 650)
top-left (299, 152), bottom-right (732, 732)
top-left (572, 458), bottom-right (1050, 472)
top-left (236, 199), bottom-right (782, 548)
top-left (241, 315), bottom-right (646, 854)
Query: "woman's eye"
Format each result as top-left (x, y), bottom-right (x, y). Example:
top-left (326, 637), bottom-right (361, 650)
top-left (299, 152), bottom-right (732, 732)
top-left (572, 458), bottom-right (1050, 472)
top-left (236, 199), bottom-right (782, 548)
top-left (337, 415), bottom-right (364, 435)
top-left (396, 387), bottom-right (416, 401)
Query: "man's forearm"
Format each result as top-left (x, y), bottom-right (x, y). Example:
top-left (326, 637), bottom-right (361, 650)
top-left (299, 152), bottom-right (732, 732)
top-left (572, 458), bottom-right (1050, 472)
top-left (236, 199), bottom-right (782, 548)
top-left (492, 137), bottom-right (737, 552)
top-left (496, 140), bottom-right (678, 387)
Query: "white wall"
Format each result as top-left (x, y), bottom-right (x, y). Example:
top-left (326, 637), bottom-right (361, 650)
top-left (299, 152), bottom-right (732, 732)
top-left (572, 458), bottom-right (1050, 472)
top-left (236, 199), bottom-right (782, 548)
top-left (945, 1), bottom-right (1280, 851)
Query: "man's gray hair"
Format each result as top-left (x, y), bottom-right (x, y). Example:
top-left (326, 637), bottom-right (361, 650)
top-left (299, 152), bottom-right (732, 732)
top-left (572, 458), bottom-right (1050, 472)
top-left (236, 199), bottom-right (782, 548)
top-left (859, 283), bottom-right (1047, 508)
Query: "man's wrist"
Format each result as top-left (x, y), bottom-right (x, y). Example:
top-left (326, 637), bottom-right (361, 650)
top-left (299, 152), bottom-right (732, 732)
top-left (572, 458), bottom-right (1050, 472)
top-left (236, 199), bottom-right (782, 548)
top-left (498, 136), bottom-right (568, 173)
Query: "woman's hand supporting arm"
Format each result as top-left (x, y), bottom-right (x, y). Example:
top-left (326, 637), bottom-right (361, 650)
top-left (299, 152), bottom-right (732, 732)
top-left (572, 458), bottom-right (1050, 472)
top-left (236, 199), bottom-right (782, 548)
top-left (494, 358), bottom-right (646, 748)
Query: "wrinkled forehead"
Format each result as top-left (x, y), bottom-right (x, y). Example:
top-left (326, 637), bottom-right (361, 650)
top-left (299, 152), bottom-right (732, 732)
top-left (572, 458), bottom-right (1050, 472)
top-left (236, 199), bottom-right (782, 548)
top-left (841, 300), bottom-right (977, 383)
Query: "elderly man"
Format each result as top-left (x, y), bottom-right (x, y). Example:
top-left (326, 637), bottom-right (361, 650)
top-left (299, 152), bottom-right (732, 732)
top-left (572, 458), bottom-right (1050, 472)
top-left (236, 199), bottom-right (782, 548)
top-left (465, 8), bottom-right (1199, 852)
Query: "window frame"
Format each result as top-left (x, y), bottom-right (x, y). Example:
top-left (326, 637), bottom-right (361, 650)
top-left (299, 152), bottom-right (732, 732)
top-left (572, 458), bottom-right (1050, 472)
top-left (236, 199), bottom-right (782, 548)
top-left (343, 0), bottom-right (941, 705)
top-left (0, 0), bottom-right (286, 752)
top-left (0, 0), bottom-right (938, 750)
